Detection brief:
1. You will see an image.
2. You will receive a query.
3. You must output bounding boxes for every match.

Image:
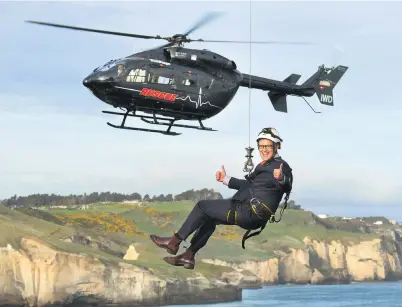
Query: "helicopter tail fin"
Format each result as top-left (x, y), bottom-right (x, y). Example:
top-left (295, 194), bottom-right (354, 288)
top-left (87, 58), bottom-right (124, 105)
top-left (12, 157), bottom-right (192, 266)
top-left (267, 73), bottom-right (302, 113)
top-left (268, 92), bottom-right (287, 113)
top-left (302, 65), bottom-right (348, 106)
top-left (283, 73), bottom-right (301, 85)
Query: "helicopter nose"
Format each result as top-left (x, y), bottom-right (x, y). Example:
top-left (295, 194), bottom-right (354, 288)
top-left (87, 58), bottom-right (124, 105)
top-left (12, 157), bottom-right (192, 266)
top-left (83, 76), bottom-right (94, 88)
top-left (83, 73), bottom-right (114, 87)
top-left (83, 73), bottom-right (115, 94)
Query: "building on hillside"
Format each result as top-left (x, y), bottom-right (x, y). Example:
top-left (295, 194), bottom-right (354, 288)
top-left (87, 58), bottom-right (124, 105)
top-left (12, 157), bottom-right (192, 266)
top-left (317, 214), bottom-right (328, 219)
top-left (123, 199), bottom-right (141, 204)
top-left (50, 205), bottom-right (68, 209)
top-left (374, 220), bottom-right (383, 225)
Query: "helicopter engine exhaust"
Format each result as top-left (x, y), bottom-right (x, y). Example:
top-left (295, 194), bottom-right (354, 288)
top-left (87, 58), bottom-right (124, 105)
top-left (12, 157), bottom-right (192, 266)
top-left (165, 47), bottom-right (237, 70)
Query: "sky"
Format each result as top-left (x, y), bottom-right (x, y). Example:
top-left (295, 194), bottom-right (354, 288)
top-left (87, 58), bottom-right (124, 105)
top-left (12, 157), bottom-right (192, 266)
top-left (1, 0), bottom-right (402, 220)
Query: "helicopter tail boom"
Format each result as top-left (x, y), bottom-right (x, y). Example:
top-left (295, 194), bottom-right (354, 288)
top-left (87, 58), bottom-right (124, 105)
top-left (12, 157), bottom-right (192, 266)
top-left (266, 74), bottom-right (301, 112)
top-left (240, 73), bottom-right (302, 113)
top-left (240, 64), bottom-right (348, 113)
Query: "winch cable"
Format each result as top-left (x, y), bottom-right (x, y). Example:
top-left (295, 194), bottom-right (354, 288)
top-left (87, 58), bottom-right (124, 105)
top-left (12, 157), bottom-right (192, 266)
top-left (247, 0), bottom-right (252, 149)
top-left (242, 0), bottom-right (254, 175)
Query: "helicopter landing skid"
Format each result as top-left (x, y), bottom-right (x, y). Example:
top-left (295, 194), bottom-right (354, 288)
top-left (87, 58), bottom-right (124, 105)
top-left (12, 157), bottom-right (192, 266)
top-left (102, 110), bottom-right (217, 136)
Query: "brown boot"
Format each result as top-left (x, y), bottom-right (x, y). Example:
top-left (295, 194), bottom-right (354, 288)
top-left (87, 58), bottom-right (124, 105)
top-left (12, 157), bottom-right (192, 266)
top-left (163, 249), bottom-right (195, 270)
top-left (149, 233), bottom-right (182, 255)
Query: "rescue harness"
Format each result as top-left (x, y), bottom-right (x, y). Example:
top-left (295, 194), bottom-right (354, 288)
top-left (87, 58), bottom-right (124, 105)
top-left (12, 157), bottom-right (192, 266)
top-left (241, 189), bottom-right (291, 249)
top-left (226, 190), bottom-right (291, 249)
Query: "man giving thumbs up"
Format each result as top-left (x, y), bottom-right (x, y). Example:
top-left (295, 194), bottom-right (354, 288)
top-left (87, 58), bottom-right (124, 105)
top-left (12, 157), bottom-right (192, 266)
top-left (216, 165), bottom-right (226, 182)
top-left (150, 127), bottom-right (293, 270)
top-left (273, 163), bottom-right (284, 181)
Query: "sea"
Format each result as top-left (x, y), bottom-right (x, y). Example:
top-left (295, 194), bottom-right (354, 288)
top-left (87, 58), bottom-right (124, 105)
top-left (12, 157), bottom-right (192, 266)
top-left (166, 281), bottom-right (402, 307)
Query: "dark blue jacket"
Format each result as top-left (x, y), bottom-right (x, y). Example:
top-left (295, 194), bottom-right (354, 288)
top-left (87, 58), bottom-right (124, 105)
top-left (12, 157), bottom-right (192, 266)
top-left (228, 156), bottom-right (293, 213)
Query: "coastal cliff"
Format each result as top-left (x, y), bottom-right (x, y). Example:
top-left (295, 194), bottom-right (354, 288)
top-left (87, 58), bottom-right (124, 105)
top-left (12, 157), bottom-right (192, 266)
top-left (203, 234), bottom-right (402, 285)
top-left (0, 238), bottom-right (240, 306)
top-left (2, 234), bottom-right (402, 306)
top-left (1, 201), bottom-right (402, 306)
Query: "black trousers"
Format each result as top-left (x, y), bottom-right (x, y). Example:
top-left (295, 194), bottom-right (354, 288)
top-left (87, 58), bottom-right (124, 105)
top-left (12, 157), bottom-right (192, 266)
top-left (176, 199), bottom-right (264, 253)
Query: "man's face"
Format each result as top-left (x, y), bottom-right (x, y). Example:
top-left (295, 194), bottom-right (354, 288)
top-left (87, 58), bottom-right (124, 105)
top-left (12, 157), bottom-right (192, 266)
top-left (117, 65), bottom-right (124, 75)
top-left (258, 139), bottom-right (275, 161)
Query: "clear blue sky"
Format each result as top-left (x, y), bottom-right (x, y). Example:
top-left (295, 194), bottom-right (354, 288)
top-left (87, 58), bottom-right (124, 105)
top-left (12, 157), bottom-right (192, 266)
top-left (1, 1), bottom-right (402, 220)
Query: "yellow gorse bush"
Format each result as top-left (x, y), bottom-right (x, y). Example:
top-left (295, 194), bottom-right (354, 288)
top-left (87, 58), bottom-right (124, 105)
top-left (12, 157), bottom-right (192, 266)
top-left (56, 212), bottom-right (146, 237)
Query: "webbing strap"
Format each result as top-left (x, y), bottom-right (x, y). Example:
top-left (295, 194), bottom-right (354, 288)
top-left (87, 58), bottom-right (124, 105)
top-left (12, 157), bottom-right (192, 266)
top-left (226, 201), bottom-right (238, 224)
top-left (242, 224), bottom-right (266, 249)
top-left (242, 189), bottom-right (292, 249)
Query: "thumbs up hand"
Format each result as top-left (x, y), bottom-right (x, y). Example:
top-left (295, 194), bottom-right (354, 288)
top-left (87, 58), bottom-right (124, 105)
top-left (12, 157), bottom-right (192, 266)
top-left (216, 165), bottom-right (226, 182)
top-left (273, 163), bottom-right (284, 181)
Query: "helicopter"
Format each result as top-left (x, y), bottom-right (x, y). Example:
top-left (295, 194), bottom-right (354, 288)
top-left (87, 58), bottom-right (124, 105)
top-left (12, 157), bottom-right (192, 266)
top-left (25, 13), bottom-right (348, 136)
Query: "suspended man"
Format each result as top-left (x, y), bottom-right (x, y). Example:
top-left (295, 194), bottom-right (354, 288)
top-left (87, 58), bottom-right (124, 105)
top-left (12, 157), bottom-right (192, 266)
top-left (150, 127), bottom-right (293, 269)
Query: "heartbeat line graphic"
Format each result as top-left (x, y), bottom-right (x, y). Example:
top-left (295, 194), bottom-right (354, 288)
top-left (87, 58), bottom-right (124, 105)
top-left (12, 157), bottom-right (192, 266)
top-left (115, 86), bottom-right (221, 109)
top-left (176, 87), bottom-right (221, 109)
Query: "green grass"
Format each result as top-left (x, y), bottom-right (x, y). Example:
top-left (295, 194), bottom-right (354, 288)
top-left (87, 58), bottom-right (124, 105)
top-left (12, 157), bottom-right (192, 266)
top-left (144, 200), bottom-right (194, 211)
top-left (0, 203), bottom-right (238, 280)
top-left (49, 202), bottom-right (139, 215)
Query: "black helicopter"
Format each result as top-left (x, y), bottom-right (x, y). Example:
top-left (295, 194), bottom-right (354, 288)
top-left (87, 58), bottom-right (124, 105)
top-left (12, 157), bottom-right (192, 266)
top-left (25, 13), bottom-right (348, 136)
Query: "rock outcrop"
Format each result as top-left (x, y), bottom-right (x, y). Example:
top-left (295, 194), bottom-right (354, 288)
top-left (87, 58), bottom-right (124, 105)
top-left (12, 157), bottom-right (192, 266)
top-left (0, 238), bottom-right (240, 306)
top-left (203, 235), bottom-right (402, 285)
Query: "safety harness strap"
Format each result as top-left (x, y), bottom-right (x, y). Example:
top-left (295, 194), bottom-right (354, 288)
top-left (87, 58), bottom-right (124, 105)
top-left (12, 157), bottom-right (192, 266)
top-left (241, 171), bottom-right (292, 248)
top-left (226, 200), bottom-right (238, 224)
top-left (241, 191), bottom-right (291, 249)
top-left (242, 224), bottom-right (266, 249)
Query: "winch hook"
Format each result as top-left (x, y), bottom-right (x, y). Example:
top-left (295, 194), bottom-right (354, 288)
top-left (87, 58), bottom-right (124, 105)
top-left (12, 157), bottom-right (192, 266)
top-left (243, 146), bottom-right (254, 173)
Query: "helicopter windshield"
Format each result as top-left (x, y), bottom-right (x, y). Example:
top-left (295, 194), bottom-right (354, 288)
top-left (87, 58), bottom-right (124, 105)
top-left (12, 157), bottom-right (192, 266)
top-left (93, 58), bottom-right (123, 73)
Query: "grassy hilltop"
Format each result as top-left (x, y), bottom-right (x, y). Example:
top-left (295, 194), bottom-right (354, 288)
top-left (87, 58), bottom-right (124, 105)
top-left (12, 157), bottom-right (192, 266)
top-left (1, 199), bottom-right (392, 280)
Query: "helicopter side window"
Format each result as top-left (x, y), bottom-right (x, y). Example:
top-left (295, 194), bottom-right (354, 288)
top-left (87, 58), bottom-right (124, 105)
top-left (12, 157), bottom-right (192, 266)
top-left (181, 72), bottom-right (198, 87)
top-left (148, 65), bottom-right (175, 85)
top-left (126, 68), bottom-right (147, 83)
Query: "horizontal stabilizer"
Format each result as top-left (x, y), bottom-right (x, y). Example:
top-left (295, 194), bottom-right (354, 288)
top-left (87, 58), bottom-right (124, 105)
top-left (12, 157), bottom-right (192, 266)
top-left (283, 74), bottom-right (301, 84)
top-left (268, 92), bottom-right (287, 113)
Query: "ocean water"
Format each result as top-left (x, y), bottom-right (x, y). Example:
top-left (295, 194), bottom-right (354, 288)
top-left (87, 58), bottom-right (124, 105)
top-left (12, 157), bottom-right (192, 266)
top-left (167, 281), bottom-right (402, 307)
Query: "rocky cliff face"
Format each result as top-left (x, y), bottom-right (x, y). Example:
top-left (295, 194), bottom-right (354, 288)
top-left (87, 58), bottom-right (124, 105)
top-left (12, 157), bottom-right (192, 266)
top-left (0, 238), bottom-right (240, 306)
top-left (2, 233), bottom-right (402, 306)
top-left (203, 235), bottom-right (402, 285)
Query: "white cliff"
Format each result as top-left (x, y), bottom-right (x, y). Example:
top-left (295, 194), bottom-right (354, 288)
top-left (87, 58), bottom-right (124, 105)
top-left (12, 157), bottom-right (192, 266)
top-left (203, 236), bottom-right (402, 285)
top-left (0, 238), bottom-right (240, 306)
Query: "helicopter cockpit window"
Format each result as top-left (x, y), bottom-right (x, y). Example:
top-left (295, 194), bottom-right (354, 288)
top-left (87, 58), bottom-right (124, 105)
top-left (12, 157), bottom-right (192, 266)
top-left (93, 58), bottom-right (123, 73)
top-left (126, 68), bottom-right (147, 83)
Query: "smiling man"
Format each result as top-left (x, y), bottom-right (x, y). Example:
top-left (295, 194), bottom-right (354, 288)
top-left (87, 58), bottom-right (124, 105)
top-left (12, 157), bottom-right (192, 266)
top-left (149, 127), bottom-right (293, 270)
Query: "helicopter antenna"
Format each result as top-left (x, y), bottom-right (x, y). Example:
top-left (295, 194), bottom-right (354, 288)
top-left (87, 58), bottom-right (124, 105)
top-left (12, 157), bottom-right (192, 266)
top-left (243, 0), bottom-right (254, 174)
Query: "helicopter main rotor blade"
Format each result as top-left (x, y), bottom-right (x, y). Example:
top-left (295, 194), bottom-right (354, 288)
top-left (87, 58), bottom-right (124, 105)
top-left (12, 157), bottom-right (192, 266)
top-left (25, 20), bottom-right (167, 40)
top-left (189, 39), bottom-right (316, 45)
top-left (183, 11), bottom-right (223, 36)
